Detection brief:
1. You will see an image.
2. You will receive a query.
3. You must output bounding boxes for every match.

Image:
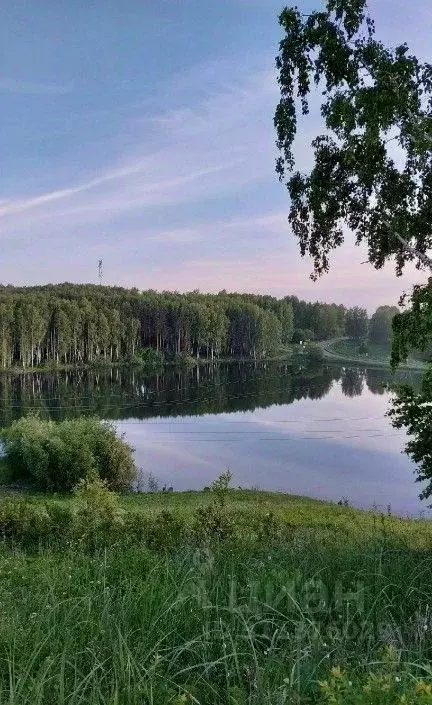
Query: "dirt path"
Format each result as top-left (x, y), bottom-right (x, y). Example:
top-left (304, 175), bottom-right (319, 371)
top-left (318, 337), bottom-right (425, 370)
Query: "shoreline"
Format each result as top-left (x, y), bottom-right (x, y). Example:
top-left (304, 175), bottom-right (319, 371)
top-left (0, 340), bottom-right (425, 376)
top-left (318, 337), bottom-right (426, 371)
top-left (0, 485), bottom-right (429, 522)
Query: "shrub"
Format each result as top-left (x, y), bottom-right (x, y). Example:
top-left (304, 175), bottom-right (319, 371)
top-left (175, 351), bottom-right (197, 367)
top-left (72, 471), bottom-right (125, 547)
top-left (211, 469), bottom-right (233, 507)
top-left (305, 342), bottom-right (325, 364)
top-left (191, 505), bottom-right (234, 543)
top-left (0, 497), bottom-right (52, 544)
top-left (133, 347), bottom-right (164, 366)
top-left (145, 510), bottom-right (185, 550)
top-left (292, 328), bottom-right (316, 343)
top-left (255, 510), bottom-right (281, 541)
top-left (45, 501), bottom-right (74, 538)
top-left (0, 415), bottom-right (137, 492)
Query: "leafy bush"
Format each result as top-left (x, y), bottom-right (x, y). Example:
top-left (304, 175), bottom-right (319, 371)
top-left (255, 510), bottom-right (281, 541)
top-left (72, 471), bottom-right (125, 548)
top-left (211, 469), bottom-right (233, 507)
top-left (132, 347), bottom-right (164, 366)
top-left (305, 342), bottom-right (325, 364)
top-left (45, 501), bottom-right (74, 538)
top-left (145, 510), bottom-right (185, 550)
top-left (191, 504), bottom-right (234, 543)
top-left (0, 497), bottom-right (52, 544)
top-left (292, 328), bottom-right (316, 343)
top-left (175, 351), bottom-right (197, 367)
top-left (0, 415), bottom-right (137, 492)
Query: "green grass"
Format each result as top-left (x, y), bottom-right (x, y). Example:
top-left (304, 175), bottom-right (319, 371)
top-left (4, 487), bottom-right (432, 549)
top-left (0, 542), bottom-right (430, 704)
top-left (330, 339), bottom-right (391, 361)
top-left (321, 338), bottom-right (426, 370)
top-left (0, 490), bottom-right (428, 701)
top-left (117, 490), bottom-right (432, 547)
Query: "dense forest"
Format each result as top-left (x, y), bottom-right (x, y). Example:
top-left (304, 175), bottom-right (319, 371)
top-left (0, 283), bottom-right (379, 369)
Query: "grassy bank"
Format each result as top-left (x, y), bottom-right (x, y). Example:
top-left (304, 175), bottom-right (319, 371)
top-left (0, 488), bottom-right (431, 702)
top-left (320, 337), bottom-right (426, 370)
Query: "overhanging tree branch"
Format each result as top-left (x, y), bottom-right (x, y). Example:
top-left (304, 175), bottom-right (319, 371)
top-left (393, 231), bottom-right (432, 271)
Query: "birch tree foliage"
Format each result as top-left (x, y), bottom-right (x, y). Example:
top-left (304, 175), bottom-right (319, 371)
top-left (275, 0), bottom-right (432, 279)
top-left (274, 0), bottom-right (432, 498)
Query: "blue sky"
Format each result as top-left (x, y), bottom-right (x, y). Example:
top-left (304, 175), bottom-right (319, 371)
top-left (1, 0), bottom-right (431, 309)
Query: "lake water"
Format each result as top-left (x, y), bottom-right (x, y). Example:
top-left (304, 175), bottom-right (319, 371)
top-left (0, 362), bottom-right (427, 516)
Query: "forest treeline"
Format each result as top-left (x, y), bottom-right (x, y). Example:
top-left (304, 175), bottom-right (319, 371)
top-left (0, 283), bottom-right (383, 369)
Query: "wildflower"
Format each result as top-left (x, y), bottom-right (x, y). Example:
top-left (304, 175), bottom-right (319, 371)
top-left (416, 681), bottom-right (432, 695)
top-left (318, 680), bottom-right (329, 693)
top-left (330, 666), bottom-right (344, 679)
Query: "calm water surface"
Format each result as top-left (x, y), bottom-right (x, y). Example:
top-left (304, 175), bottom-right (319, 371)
top-left (0, 362), bottom-right (426, 516)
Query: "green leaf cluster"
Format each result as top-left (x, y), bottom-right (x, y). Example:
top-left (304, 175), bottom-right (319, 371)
top-left (275, 0), bottom-right (432, 277)
top-left (0, 415), bottom-right (137, 492)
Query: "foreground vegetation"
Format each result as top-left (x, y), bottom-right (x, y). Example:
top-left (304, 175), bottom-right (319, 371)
top-left (0, 483), bottom-right (431, 703)
top-left (0, 381), bottom-right (430, 701)
top-left (0, 415), bottom-right (137, 492)
top-left (3, 401), bottom-right (432, 701)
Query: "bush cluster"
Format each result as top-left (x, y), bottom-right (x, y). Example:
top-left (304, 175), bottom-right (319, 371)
top-left (0, 415), bottom-right (137, 492)
top-left (0, 480), bottom-right (291, 551)
top-left (132, 346), bottom-right (164, 366)
top-left (304, 342), bottom-right (325, 364)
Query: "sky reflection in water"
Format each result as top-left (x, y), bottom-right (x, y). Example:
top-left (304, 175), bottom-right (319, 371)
top-left (117, 367), bottom-right (426, 516)
top-left (0, 363), bottom-right (424, 516)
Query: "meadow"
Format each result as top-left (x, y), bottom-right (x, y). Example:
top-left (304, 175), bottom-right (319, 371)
top-left (0, 484), bottom-right (432, 703)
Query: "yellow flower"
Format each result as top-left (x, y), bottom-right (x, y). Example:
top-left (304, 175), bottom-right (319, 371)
top-left (416, 681), bottom-right (432, 695)
top-left (173, 695), bottom-right (188, 705)
top-left (330, 666), bottom-right (344, 679)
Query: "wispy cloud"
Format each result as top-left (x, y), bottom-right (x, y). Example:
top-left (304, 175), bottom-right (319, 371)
top-left (0, 67), bottom-right (278, 232)
top-left (0, 162), bottom-right (233, 220)
top-left (0, 49), bottom-right (426, 308)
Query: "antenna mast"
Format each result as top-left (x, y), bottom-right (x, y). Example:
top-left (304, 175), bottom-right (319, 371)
top-left (98, 259), bottom-right (103, 286)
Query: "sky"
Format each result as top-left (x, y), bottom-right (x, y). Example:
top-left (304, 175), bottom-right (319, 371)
top-left (1, 0), bottom-right (431, 310)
